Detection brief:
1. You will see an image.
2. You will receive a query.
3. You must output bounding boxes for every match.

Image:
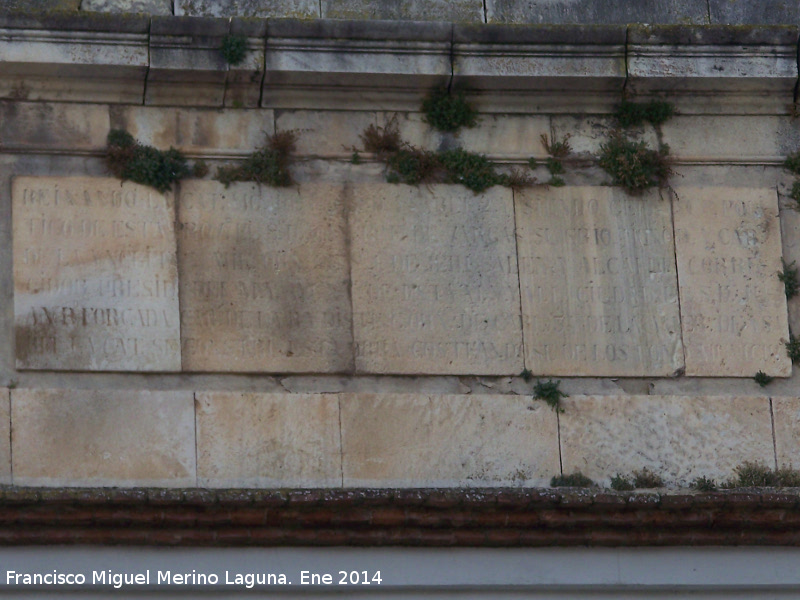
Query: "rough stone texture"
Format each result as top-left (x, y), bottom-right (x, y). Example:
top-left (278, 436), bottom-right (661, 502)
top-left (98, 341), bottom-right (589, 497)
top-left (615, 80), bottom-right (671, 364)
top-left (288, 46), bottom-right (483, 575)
top-left (709, 0), bottom-right (800, 24)
top-left (0, 13), bottom-right (149, 104)
top-left (673, 187), bottom-right (791, 377)
top-left (350, 184), bottom-right (523, 375)
top-left (225, 18), bottom-right (267, 108)
top-left (779, 195), bottom-right (800, 336)
top-left (179, 181), bottom-right (353, 372)
top-left (340, 393), bottom-right (559, 487)
top-left (651, 374), bottom-right (800, 397)
top-left (486, 0), bottom-right (709, 24)
top-left (81, 0), bottom-right (171, 14)
top-left (0, 389), bottom-right (10, 485)
top-left (263, 19), bottom-right (451, 110)
top-left (196, 392), bottom-right (342, 487)
top-left (321, 0), bottom-right (484, 22)
top-left (13, 177), bottom-right (181, 372)
top-left (773, 397), bottom-right (800, 469)
top-left (146, 16), bottom-right (229, 107)
top-left (560, 395), bottom-right (775, 487)
top-left (661, 117), bottom-right (800, 161)
top-left (516, 187), bottom-right (683, 376)
top-left (275, 110), bottom-right (377, 158)
top-left (12, 388), bottom-right (195, 487)
top-left (109, 106), bottom-right (275, 157)
top-left (459, 115), bottom-right (551, 160)
top-left (4, 0), bottom-right (80, 9)
top-left (175, 0), bottom-right (319, 17)
top-left (0, 102), bottom-right (109, 153)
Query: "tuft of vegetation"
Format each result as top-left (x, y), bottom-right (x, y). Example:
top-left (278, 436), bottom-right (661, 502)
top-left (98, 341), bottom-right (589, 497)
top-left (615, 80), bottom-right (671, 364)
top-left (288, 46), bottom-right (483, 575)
top-left (216, 130), bottom-right (298, 187)
top-left (220, 34), bottom-right (248, 65)
top-left (598, 132), bottom-right (672, 194)
top-left (790, 181), bottom-right (800, 208)
top-left (548, 176), bottom-right (565, 187)
top-left (754, 371), bottom-right (774, 387)
top-left (723, 461), bottom-right (800, 488)
top-left (779, 259), bottom-right (799, 299)
top-left (551, 472), bottom-right (595, 488)
top-left (615, 100), bottom-right (675, 128)
top-left (105, 129), bottom-right (190, 193)
top-left (632, 467), bottom-right (664, 488)
top-left (350, 151), bottom-right (361, 165)
top-left (541, 133), bottom-right (571, 158)
top-left (385, 147), bottom-right (441, 186)
top-left (533, 379), bottom-right (567, 413)
top-left (785, 150), bottom-right (800, 175)
top-left (691, 476), bottom-right (718, 492)
top-left (504, 167), bottom-right (536, 191)
top-left (439, 148), bottom-right (507, 193)
top-left (610, 474), bottom-right (635, 491)
top-left (361, 119), bottom-right (403, 158)
top-left (421, 88), bottom-right (478, 133)
top-left (787, 333), bottom-right (800, 364)
top-left (192, 159), bottom-right (209, 178)
top-left (528, 157), bottom-right (538, 169)
top-left (520, 368), bottom-right (533, 383)
top-left (545, 157), bottom-right (565, 175)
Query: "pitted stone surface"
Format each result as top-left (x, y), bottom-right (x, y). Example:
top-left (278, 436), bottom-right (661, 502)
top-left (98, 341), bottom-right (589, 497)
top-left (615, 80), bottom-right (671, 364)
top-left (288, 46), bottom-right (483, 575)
top-left (773, 397), bottom-right (800, 468)
top-left (195, 392), bottom-right (341, 487)
top-left (12, 388), bottom-right (195, 487)
top-left (179, 181), bottom-right (353, 372)
top-left (780, 199), bottom-right (800, 337)
top-left (0, 389), bottom-right (10, 485)
top-left (486, 0), bottom-right (709, 24)
top-left (516, 186), bottom-right (683, 376)
top-left (350, 184), bottom-right (523, 375)
top-left (673, 187), bottom-right (790, 376)
top-left (340, 393), bottom-right (559, 487)
top-left (321, 0), bottom-right (484, 22)
top-left (559, 395), bottom-right (775, 486)
top-left (0, 103), bottom-right (110, 153)
top-left (13, 177), bottom-right (181, 371)
top-left (175, 0), bottom-right (318, 17)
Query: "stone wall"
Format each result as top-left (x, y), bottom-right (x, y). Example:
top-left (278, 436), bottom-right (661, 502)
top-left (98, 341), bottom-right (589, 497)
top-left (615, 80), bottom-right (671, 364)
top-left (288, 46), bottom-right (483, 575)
top-left (0, 14), bottom-right (799, 491)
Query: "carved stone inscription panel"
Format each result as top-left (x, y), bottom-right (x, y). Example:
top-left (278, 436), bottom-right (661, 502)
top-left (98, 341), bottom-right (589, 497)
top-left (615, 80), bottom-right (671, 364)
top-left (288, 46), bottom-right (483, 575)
top-left (179, 181), bottom-right (353, 372)
top-left (350, 184), bottom-right (523, 374)
top-left (673, 187), bottom-right (791, 376)
top-left (516, 187), bottom-right (683, 376)
top-left (13, 177), bottom-right (181, 371)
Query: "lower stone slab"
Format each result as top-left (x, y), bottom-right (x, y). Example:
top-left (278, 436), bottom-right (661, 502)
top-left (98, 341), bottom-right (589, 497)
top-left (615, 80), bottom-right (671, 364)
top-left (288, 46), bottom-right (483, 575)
top-left (11, 388), bottom-right (195, 487)
top-left (340, 393), bottom-right (559, 487)
top-left (559, 395), bottom-right (774, 487)
top-left (0, 390), bottom-right (9, 485)
top-left (773, 397), bottom-right (800, 468)
top-left (195, 392), bottom-right (342, 488)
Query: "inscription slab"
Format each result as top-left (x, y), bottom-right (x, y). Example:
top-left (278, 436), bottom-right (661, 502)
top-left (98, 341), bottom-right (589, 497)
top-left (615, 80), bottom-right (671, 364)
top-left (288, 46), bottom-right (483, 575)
top-left (516, 186), bottom-right (683, 376)
top-left (340, 393), bottom-right (559, 487)
top-left (179, 182), bottom-right (352, 372)
top-left (673, 187), bottom-right (790, 376)
top-left (196, 392), bottom-right (341, 487)
top-left (350, 184), bottom-right (523, 374)
top-left (13, 177), bottom-right (181, 371)
top-left (559, 395), bottom-right (774, 487)
top-left (12, 388), bottom-right (195, 487)
top-left (772, 397), bottom-right (800, 468)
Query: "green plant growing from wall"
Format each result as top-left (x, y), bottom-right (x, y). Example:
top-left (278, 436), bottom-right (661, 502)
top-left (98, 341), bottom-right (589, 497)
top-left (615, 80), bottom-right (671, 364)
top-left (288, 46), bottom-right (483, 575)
top-left (551, 472), bottom-right (594, 487)
top-left (220, 34), bottom-right (248, 65)
top-left (216, 130), bottom-right (298, 187)
top-left (598, 132), bottom-right (672, 194)
top-left (787, 333), bottom-right (800, 364)
top-left (722, 461), bottom-right (800, 488)
top-left (105, 129), bottom-right (190, 193)
top-left (533, 379), bottom-right (567, 412)
top-left (631, 467), bottom-right (664, 488)
top-left (753, 371), bottom-right (774, 387)
top-left (610, 474), bottom-right (634, 491)
top-left (779, 259), bottom-right (799, 299)
top-left (791, 181), bottom-right (800, 209)
top-left (691, 476), bottom-right (717, 492)
top-left (614, 100), bottom-right (675, 128)
top-left (541, 133), bottom-right (571, 186)
top-left (421, 88), bottom-right (479, 133)
top-left (785, 150), bottom-right (800, 175)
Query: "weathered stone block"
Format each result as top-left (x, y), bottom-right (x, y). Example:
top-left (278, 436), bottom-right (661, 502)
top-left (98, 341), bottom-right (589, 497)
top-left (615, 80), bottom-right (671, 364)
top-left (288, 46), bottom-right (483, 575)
top-left (459, 115), bottom-right (551, 159)
top-left (560, 395), bottom-right (775, 486)
top-left (0, 13), bottom-right (149, 104)
top-left (146, 16), bottom-right (230, 107)
top-left (709, 0), bottom-right (800, 24)
top-left (13, 177), bottom-right (181, 372)
top-left (109, 106), bottom-right (275, 156)
top-left (773, 397), bottom-right (800, 468)
top-left (12, 388), bottom-right (195, 487)
top-left (350, 184), bottom-right (523, 375)
top-left (452, 24), bottom-right (626, 113)
top-left (321, 0), bottom-right (483, 22)
top-left (516, 187), bottom-right (683, 376)
top-left (263, 19), bottom-right (451, 110)
top-left (175, 0), bottom-right (318, 17)
top-left (81, 0), bottom-right (171, 14)
top-left (0, 103), bottom-right (109, 152)
top-left (780, 202), bottom-right (800, 335)
top-left (179, 181), bottom-right (353, 372)
top-left (673, 187), bottom-right (790, 376)
top-left (196, 392), bottom-right (341, 487)
top-left (225, 18), bottom-right (267, 108)
top-left (486, 0), bottom-right (709, 24)
top-left (275, 110), bottom-right (377, 158)
top-left (0, 390), bottom-right (10, 485)
top-left (341, 393), bottom-right (559, 487)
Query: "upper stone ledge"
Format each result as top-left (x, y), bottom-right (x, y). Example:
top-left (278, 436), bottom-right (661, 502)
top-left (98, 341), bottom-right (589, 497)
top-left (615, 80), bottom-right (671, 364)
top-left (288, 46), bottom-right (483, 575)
top-left (453, 23), bottom-right (627, 45)
top-left (267, 16), bottom-right (453, 41)
top-left (0, 10), bottom-right (149, 31)
top-left (628, 23), bottom-right (800, 45)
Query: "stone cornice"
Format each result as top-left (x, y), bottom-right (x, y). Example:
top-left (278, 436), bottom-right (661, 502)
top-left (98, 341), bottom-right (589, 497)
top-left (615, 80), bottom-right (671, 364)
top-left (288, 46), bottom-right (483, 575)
top-left (0, 487), bottom-right (798, 547)
top-left (0, 14), bottom-right (798, 112)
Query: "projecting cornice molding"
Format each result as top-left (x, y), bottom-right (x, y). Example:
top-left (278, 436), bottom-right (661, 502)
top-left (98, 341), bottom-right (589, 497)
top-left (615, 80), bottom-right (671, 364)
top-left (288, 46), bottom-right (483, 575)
top-left (0, 14), bottom-right (799, 112)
